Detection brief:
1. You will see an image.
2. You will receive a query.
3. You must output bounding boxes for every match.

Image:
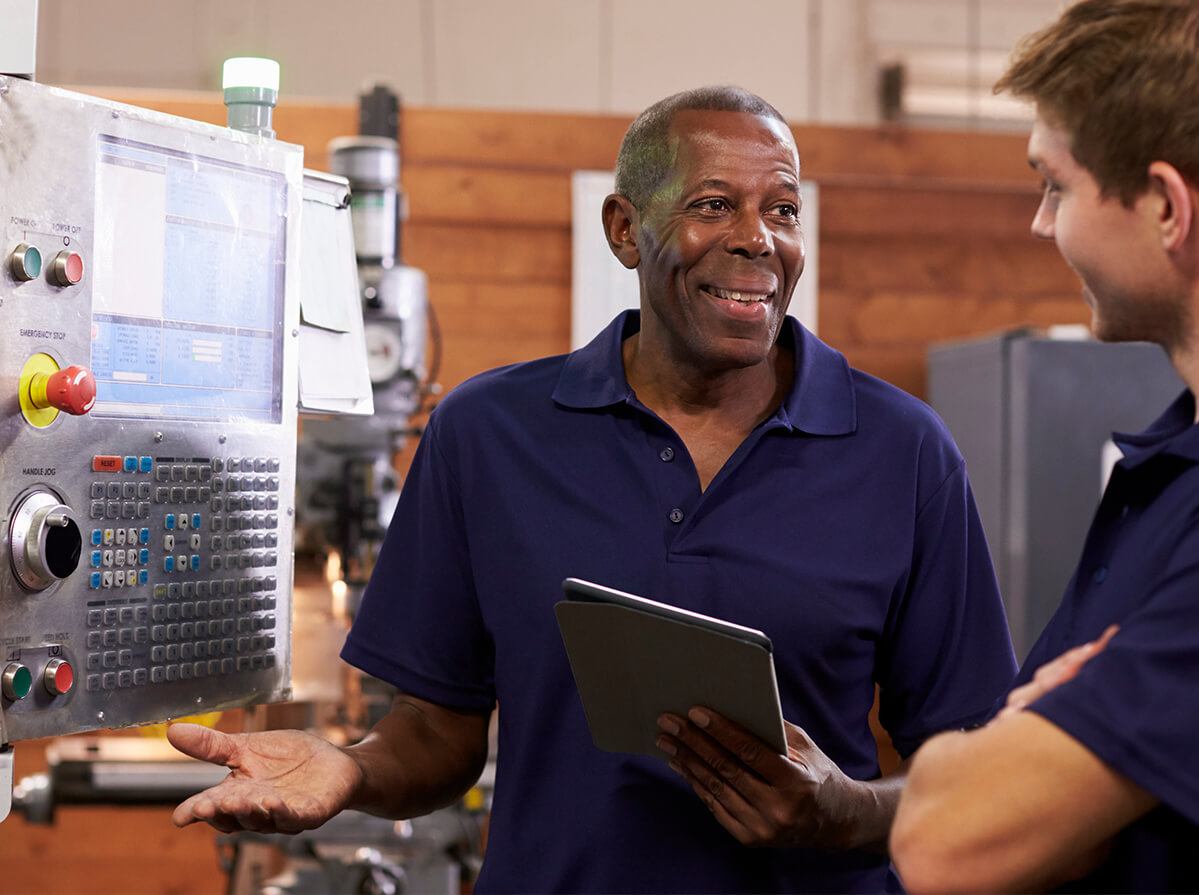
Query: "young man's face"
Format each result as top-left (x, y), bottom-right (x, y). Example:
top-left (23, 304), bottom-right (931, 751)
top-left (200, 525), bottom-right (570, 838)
top-left (631, 109), bottom-right (805, 374)
top-left (1028, 112), bottom-right (1185, 345)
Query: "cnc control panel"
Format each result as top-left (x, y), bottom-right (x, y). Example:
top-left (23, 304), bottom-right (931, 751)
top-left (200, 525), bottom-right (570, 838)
top-left (0, 76), bottom-right (303, 743)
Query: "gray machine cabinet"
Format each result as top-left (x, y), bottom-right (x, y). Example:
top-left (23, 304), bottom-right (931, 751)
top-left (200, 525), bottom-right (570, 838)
top-left (928, 332), bottom-right (1182, 659)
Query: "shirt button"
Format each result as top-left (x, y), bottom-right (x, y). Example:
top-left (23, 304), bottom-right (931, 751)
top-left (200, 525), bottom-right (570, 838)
top-left (659, 447), bottom-right (675, 462)
top-left (668, 508), bottom-right (684, 524)
top-left (1093, 567), bottom-right (1108, 584)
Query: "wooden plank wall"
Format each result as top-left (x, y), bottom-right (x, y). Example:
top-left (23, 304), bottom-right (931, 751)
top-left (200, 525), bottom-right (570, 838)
top-left (84, 91), bottom-right (1088, 406)
top-left (0, 91), bottom-right (1088, 894)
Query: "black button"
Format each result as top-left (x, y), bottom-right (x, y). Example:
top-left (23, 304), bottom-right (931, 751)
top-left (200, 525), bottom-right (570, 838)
top-left (669, 508), bottom-right (684, 524)
top-left (659, 447), bottom-right (675, 462)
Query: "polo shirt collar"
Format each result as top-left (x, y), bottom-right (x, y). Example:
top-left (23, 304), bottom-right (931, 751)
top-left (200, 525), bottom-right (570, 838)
top-left (1113, 389), bottom-right (1199, 469)
top-left (552, 310), bottom-right (856, 436)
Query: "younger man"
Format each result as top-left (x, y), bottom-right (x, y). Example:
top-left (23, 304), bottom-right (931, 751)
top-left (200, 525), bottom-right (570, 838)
top-left (890, 2), bottom-right (1199, 891)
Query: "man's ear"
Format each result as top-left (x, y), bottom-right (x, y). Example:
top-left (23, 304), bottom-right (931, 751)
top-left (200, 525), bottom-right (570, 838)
top-left (602, 194), bottom-right (641, 270)
top-left (1148, 160), bottom-right (1194, 252)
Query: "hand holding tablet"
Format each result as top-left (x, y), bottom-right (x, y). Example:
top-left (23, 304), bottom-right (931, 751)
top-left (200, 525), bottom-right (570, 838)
top-left (555, 578), bottom-right (787, 756)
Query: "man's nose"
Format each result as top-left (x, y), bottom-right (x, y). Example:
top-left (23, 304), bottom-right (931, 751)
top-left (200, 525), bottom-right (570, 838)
top-left (1030, 197), bottom-right (1055, 241)
top-left (727, 212), bottom-right (773, 257)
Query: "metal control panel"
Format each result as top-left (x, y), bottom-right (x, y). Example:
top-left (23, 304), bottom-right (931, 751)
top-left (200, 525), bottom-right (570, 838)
top-left (0, 76), bottom-right (303, 743)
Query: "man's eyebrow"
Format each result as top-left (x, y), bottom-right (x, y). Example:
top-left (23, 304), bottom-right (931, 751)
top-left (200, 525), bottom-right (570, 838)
top-left (690, 177), bottom-right (800, 195)
top-left (1028, 155), bottom-right (1055, 177)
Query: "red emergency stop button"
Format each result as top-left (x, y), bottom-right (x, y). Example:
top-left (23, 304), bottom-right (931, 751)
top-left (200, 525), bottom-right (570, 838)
top-left (30, 365), bottom-right (96, 415)
top-left (50, 250), bottom-right (84, 287)
top-left (43, 658), bottom-right (73, 696)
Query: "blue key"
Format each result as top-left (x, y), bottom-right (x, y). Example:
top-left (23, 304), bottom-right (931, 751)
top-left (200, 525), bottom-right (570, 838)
top-left (92, 529), bottom-right (103, 546)
top-left (90, 572), bottom-right (102, 589)
top-left (124, 456), bottom-right (137, 472)
top-left (140, 456), bottom-right (153, 473)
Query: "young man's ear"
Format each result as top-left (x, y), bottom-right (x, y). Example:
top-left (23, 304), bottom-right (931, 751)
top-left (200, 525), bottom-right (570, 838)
top-left (1148, 160), bottom-right (1194, 252)
top-left (602, 194), bottom-right (641, 270)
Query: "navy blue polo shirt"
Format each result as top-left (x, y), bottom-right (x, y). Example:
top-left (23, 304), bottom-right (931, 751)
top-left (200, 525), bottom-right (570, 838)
top-left (342, 311), bottom-right (1015, 894)
top-left (1020, 391), bottom-right (1199, 893)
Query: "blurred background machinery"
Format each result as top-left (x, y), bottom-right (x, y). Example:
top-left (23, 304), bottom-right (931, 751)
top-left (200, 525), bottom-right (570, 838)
top-left (928, 329), bottom-right (1183, 659)
top-left (295, 85), bottom-right (439, 614)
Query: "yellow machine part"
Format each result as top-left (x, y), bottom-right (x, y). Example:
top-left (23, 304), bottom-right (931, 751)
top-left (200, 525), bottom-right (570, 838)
top-left (138, 713), bottom-right (224, 737)
top-left (19, 352), bottom-right (61, 428)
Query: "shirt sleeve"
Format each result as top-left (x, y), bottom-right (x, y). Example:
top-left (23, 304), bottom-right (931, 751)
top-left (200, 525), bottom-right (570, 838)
top-left (876, 461), bottom-right (1018, 757)
top-left (339, 412), bottom-right (497, 712)
top-left (1029, 520), bottom-right (1199, 826)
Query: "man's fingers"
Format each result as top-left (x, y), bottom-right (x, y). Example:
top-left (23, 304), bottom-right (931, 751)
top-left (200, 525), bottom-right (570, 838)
top-left (998, 625), bottom-right (1122, 719)
top-left (167, 722), bottom-right (237, 766)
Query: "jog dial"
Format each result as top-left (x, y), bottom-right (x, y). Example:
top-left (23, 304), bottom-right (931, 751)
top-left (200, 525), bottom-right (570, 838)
top-left (9, 490), bottom-right (82, 591)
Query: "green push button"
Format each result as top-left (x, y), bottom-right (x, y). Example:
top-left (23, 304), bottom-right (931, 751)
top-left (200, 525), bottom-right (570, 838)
top-left (3, 663), bottom-right (32, 700)
top-left (10, 244), bottom-right (42, 282)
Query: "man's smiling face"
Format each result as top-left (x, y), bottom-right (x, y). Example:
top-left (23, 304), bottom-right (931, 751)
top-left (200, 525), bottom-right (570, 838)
top-left (632, 109), bottom-right (805, 375)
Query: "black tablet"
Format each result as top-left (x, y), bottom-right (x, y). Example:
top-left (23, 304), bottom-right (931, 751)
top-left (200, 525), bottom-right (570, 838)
top-left (555, 578), bottom-right (787, 756)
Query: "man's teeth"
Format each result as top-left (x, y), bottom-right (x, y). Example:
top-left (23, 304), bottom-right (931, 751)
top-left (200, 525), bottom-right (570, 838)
top-left (708, 286), bottom-right (768, 303)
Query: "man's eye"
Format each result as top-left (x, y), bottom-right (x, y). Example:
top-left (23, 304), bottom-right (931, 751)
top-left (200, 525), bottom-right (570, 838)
top-left (775, 203), bottom-right (799, 218)
top-left (695, 198), bottom-right (728, 212)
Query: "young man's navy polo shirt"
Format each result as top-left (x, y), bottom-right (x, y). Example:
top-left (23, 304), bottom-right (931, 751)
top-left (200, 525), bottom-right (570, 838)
top-left (342, 311), bottom-right (1016, 894)
top-left (1021, 390), bottom-right (1199, 893)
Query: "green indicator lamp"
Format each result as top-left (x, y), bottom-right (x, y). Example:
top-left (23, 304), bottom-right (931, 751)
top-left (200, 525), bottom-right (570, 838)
top-left (223, 56), bottom-right (280, 138)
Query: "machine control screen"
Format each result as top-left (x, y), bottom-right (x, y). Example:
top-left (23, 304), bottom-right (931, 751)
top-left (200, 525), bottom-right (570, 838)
top-left (90, 135), bottom-right (287, 423)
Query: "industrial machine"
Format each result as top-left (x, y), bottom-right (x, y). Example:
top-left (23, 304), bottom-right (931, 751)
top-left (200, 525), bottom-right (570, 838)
top-left (0, 25), bottom-right (480, 881)
top-left (296, 85), bottom-right (434, 604)
top-left (0, 73), bottom-right (304, 813)
top-left (928, 329), bottom-right (1183, 658)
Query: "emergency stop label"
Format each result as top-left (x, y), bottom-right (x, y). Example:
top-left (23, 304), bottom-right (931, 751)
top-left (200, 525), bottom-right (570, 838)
top-left (19, 329), bottom-right (66, 340)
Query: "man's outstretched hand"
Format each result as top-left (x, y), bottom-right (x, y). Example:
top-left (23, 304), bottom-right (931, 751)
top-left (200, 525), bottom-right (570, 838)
top-left (168, 722), bottom-right (363, 834)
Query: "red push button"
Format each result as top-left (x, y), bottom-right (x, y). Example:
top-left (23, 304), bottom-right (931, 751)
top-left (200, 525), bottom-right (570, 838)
top-left (93, 455), bottom-right (122, 472)
top-left (44, 658), bottom-right (73, 696)
top-left (50, 251), bottom-right (84, 287)
top-left (30, 365), bottom-right (96, 415)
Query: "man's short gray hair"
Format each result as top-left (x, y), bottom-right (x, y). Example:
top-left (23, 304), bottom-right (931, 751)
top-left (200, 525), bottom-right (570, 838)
top-left (614, 86), bottom-right (789, 211)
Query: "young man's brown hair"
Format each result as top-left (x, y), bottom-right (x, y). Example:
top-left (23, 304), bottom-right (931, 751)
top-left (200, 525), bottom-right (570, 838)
top-left (995, 0), bottom-right (1199, 205)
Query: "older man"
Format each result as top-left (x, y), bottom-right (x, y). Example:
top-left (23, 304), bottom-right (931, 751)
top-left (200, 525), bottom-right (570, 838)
top-left (170, 86), bottom-right (1015, 893)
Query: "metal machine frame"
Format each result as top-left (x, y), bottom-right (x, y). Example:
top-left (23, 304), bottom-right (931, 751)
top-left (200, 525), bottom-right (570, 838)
top-left (0, 76), bottom-right (303, 748)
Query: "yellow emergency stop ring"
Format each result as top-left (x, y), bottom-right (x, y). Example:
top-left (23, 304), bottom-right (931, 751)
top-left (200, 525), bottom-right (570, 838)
top-left (19, 353), bottom-right (61, 429)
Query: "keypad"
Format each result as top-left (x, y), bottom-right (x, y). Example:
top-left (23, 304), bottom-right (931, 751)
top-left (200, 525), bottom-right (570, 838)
top-left (82, 454), bottom-right (285, 691)
top-left (83, 575), bottom-right (279, 692)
